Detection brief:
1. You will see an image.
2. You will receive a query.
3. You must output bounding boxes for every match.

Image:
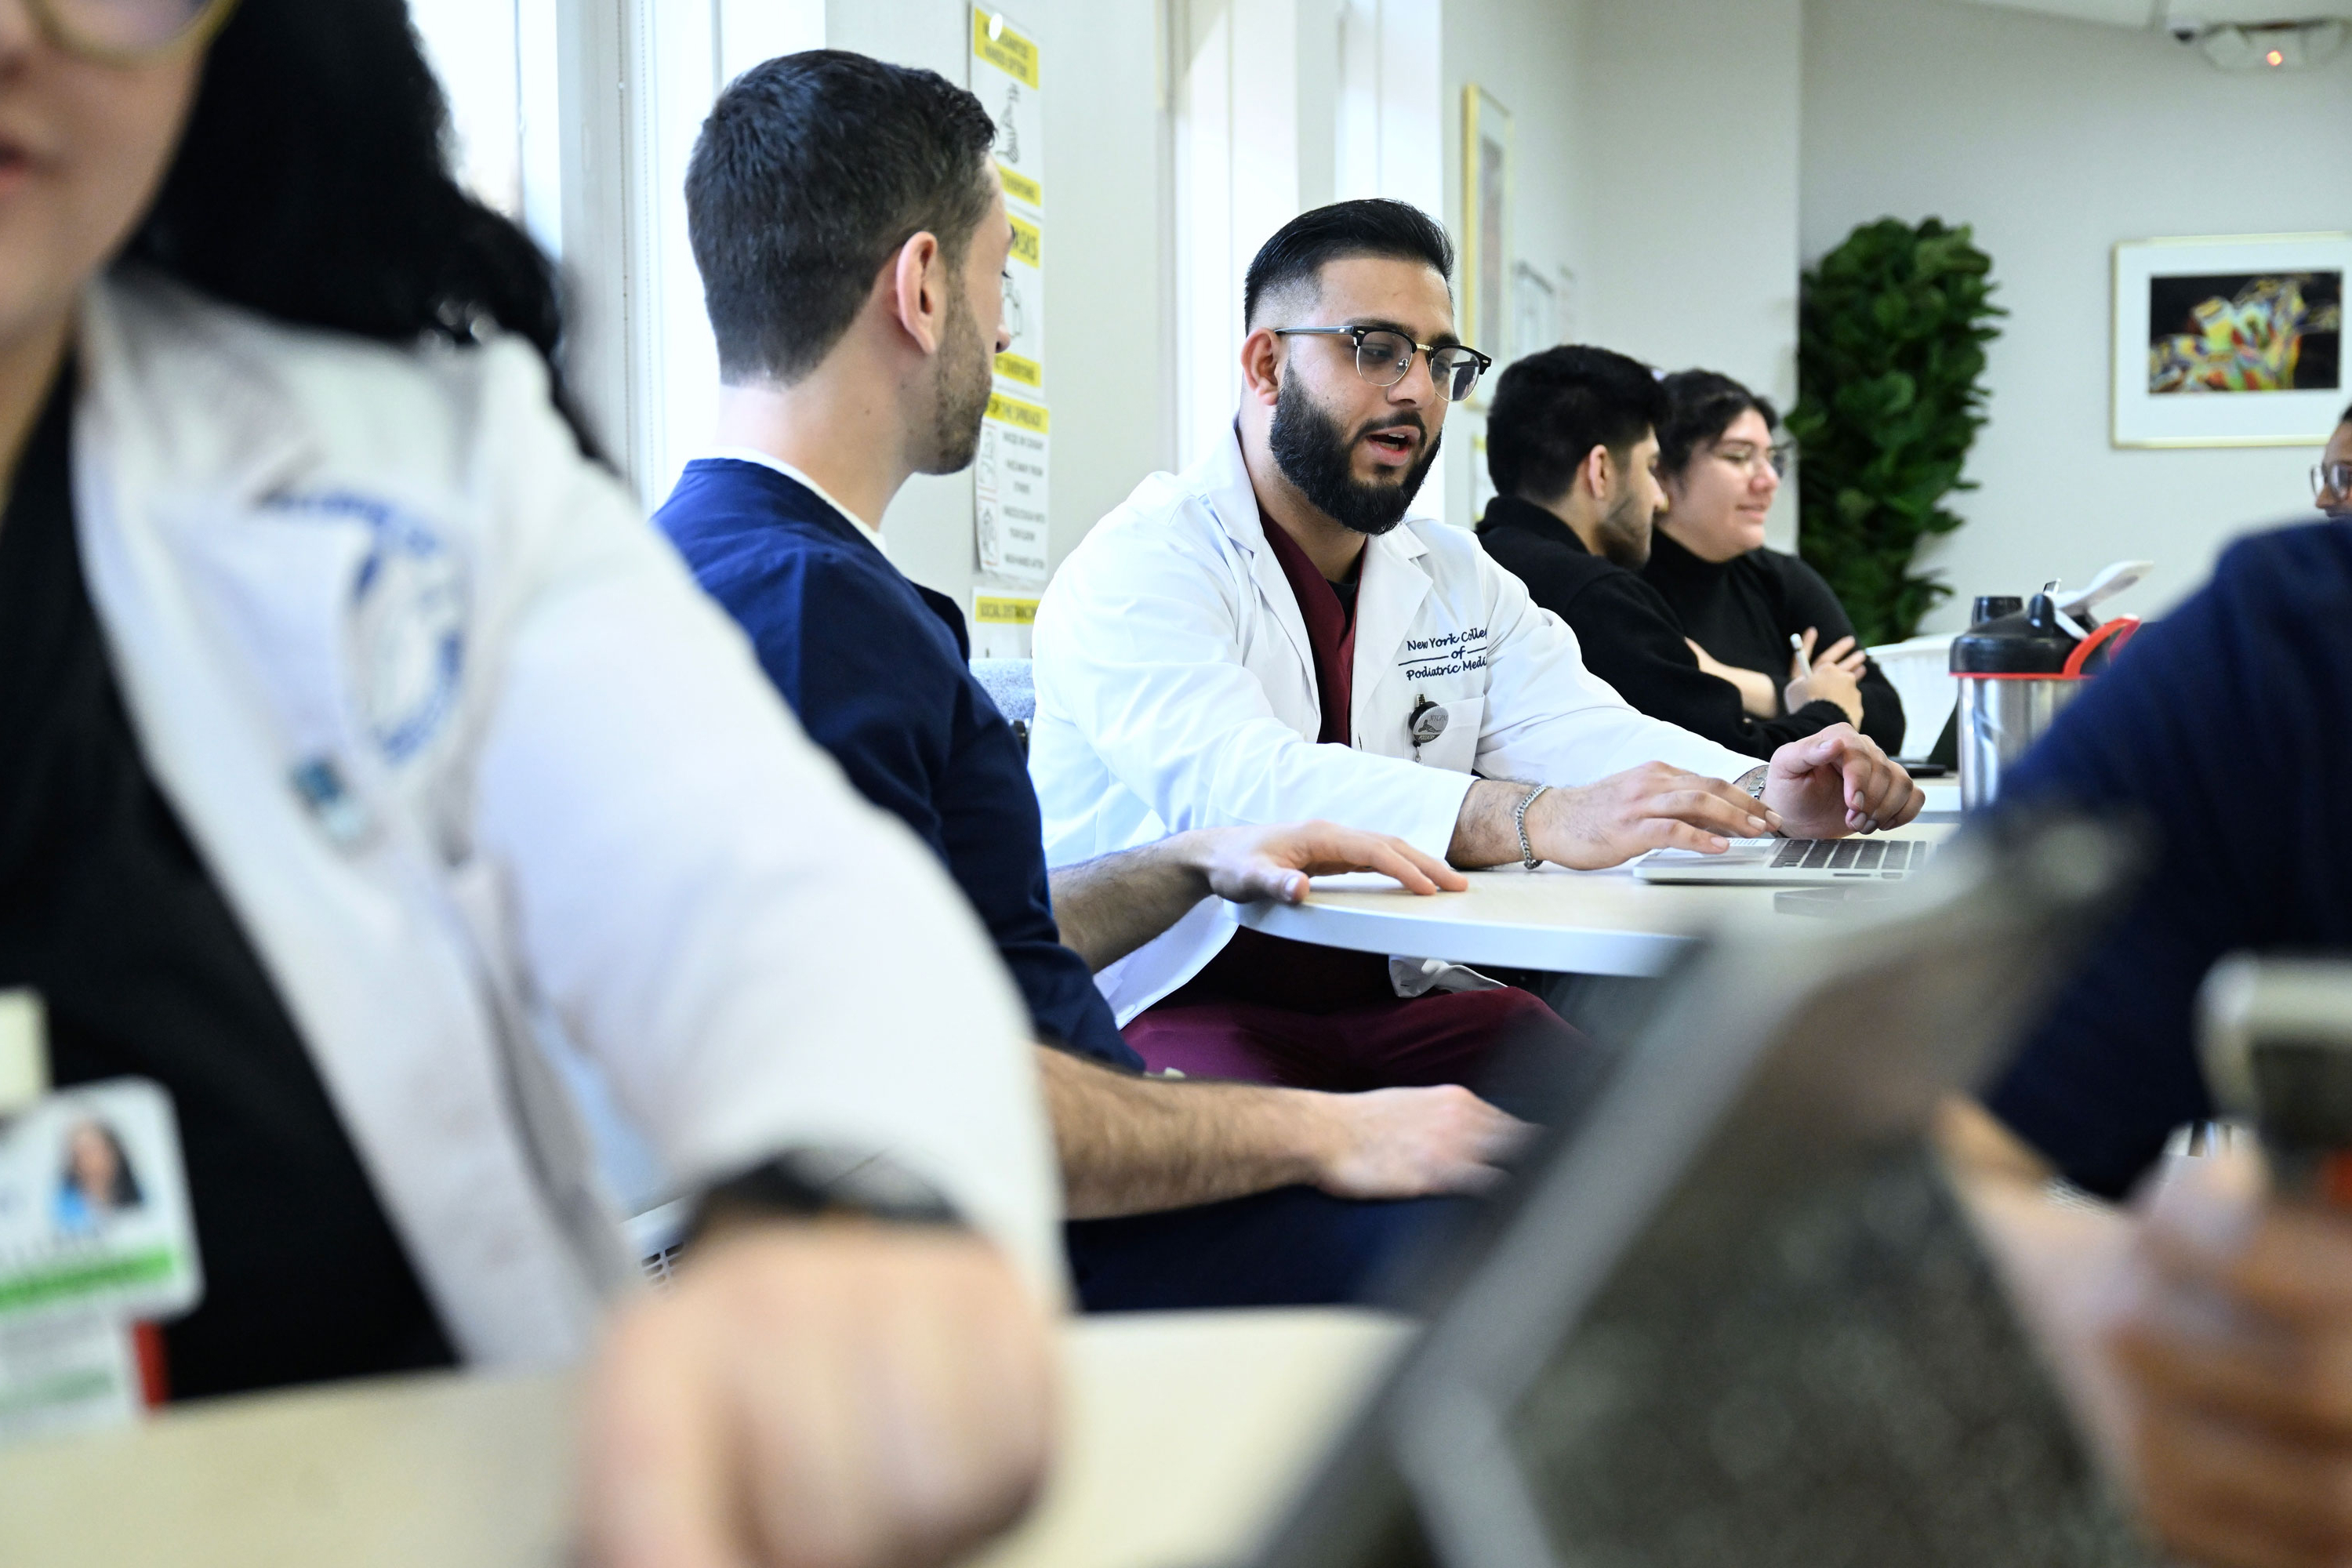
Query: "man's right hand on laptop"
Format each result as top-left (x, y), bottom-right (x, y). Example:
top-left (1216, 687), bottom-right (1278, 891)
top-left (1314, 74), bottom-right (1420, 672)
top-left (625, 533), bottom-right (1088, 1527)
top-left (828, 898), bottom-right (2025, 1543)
top-left (1454, 761), bottom-right (1778, 869)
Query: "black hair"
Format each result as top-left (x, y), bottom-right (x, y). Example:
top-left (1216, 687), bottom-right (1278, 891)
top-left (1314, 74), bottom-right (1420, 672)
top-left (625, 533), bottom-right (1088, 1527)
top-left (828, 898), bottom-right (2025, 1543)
top-left (687, 51), bottom-right (999, 386)
top-left (1243, 199), bottom-right (1454, 328)
top-left (2340, 397), bottom-right (2352, 426)
top-left (1657, 369), bottom-right (1780, 477)
top-left (61, 1120), bottom-right (142, 1209)
top-left (1485, 346), bottom-right (1664, 502)
top-left (125, 0), bottom-right (597, 455)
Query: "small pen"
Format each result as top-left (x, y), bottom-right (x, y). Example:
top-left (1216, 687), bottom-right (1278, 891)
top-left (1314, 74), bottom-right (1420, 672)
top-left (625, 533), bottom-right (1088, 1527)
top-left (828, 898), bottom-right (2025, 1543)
top-left (1788, 632), bottom-right (1811, 677)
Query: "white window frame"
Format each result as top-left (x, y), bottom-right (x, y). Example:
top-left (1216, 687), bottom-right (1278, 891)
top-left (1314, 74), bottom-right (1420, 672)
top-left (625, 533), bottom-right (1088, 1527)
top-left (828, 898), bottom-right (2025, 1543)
top-left (524, 0), bottom-right (824, 503)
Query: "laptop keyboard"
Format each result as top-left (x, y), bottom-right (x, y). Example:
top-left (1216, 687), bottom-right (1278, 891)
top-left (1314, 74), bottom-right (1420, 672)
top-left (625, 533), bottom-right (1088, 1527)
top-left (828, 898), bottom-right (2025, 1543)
top-left (1769, 838), bottom-right (1932, 873)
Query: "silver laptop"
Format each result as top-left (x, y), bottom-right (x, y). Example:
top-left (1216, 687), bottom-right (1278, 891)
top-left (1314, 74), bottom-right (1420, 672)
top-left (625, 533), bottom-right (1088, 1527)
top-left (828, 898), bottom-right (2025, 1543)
top-left (1252, 815), bottom-right (2150, 1568)
top-left (1632, 834), bottom-right (1937, 885)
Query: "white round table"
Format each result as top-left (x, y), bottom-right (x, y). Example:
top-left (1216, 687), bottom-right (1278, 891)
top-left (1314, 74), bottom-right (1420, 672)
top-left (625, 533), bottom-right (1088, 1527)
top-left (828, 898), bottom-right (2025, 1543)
top-left (1236, 826), bottom-right (1951, 977)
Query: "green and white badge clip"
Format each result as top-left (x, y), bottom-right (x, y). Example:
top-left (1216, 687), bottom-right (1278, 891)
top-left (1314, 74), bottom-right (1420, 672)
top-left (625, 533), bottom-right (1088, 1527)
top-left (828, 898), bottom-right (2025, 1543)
top-left (0, 990), bottom-right (204, 1443)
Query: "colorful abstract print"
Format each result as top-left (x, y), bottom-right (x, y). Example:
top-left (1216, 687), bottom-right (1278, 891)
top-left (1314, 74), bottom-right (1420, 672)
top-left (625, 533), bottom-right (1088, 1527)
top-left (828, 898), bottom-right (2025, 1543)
top-left (2149, 273), bottom-right (2344, 395)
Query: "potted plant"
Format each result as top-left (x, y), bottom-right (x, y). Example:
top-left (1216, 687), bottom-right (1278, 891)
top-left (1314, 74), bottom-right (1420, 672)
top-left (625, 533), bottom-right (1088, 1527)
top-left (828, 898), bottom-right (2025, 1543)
top-left (1787, 218), bottom-right (2004, 647)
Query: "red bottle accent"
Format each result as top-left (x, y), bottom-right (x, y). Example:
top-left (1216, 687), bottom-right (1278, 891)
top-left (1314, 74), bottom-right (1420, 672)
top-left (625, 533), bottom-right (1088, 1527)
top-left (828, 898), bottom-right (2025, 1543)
top-left (132, 1321), bottom-right (170, 1408)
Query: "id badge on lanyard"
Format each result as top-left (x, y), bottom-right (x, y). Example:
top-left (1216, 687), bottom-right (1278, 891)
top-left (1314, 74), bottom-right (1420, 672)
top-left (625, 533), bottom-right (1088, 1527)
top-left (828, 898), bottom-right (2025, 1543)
top-left (0, 992), bottom-right (203, 1443)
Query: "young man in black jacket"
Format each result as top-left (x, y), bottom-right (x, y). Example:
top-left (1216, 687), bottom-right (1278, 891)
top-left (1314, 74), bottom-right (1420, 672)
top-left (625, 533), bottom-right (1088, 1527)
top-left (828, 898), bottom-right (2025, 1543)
top-left (1475, 347), bottom-right (1864, 760)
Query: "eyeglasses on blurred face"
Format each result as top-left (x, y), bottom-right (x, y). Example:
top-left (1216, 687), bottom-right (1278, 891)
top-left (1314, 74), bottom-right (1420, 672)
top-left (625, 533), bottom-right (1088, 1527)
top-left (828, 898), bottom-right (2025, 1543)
top-left (1713, 438), bottom-right (1794, 479)
top-left (2314, 460), bottom-right (2352, 506)
top-left (1272, 325), bottom-right (1494, 404)
top-left (28, 0), bottom-right (238, 64)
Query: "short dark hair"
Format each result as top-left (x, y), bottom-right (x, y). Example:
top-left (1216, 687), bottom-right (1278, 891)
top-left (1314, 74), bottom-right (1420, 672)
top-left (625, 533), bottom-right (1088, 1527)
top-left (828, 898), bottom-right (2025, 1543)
top-left (2340, 397), bottom-right (2352, 426)
top-left (1485, 347), bottom-right (1665, 502)
top-left (1657, 369), bottom-right (1780, 476)
top-left (1243, 199), bottom-right (1454, 328)
top-left (687, 51), bottom-right (999, 384)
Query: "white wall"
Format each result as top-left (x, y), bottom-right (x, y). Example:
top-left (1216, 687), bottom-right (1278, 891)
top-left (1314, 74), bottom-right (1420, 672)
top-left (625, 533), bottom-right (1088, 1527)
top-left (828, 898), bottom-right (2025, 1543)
top-left (1803, 0), bottom-right (2352, 631)
top-left (1436, 0), bottom-right (1806, 548)
top-left (1436, 0), bottom-right (1587, 531)
top-left (826, 1), bottom-right (1171, 621)
top-left (1570, 0), bottom-right (1804, 418)
top-left (1575, 0), bottom-right (1803, 550)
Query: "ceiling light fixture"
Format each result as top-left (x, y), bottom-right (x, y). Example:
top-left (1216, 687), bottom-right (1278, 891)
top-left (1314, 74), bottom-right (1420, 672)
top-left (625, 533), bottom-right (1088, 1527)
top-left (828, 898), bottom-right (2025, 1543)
top-left (2172, 16), bottom-right (2348, 67)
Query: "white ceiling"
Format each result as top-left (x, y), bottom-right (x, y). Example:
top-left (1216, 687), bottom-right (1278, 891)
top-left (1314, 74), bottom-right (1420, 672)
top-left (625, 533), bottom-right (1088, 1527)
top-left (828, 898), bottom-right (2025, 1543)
top-left (1952, 0), bottom-right (2352, 26)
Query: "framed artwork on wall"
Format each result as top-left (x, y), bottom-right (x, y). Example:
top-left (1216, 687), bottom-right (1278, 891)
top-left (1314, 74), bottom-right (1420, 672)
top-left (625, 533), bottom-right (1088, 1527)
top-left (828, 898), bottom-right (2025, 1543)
top-left (2114, 234), bottom-right (2349, 448)
top-left (1461, 85), bottom-right (1512, 403)
top-left (1511, 262), bottom-right (1558, 363)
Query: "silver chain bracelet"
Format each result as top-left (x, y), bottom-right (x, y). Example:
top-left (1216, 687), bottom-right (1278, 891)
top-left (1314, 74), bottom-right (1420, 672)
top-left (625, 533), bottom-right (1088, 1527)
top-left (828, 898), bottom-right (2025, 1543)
top-left (1514, 782), bottom-right (1550, 871)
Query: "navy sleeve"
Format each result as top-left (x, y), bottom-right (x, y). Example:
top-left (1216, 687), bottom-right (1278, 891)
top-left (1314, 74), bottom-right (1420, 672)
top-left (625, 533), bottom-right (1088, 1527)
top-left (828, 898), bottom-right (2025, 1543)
top-left (931, 671), bottom-right (1147, 1070)
top-left (717, 549), bottom-right (964, 860)
top-left (1771, 554), bottom-right (1905, 753)
top-left (702, 546), bottom-right (1142, 1071)
top-left (1983, 521), bottom-right (2352, 1197)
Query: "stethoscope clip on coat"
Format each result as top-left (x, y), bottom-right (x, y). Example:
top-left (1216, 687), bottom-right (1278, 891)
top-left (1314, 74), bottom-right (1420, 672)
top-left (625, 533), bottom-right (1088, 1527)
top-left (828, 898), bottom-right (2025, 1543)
top-left (1409, 695), bottom-right (1448, 761)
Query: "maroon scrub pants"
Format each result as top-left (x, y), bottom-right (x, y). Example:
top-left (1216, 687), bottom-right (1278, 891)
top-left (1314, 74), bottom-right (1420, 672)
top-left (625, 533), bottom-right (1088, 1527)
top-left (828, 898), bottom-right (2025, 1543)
top-left (1120, 928), bottom-right (1581, 1092)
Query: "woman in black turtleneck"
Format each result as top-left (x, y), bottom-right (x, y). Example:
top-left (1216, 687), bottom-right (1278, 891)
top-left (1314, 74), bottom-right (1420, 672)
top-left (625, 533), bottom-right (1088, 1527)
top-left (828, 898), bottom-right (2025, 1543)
top-left (1644, 371), bottom-right (1905, 753)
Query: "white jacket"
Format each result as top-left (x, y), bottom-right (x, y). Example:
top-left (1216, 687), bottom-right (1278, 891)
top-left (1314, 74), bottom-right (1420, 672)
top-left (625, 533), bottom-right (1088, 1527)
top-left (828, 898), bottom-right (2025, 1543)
top-left (1029, 425), bottom-right (1757, 1022)
top-left (69, 274), bottom-right (1061, 1365)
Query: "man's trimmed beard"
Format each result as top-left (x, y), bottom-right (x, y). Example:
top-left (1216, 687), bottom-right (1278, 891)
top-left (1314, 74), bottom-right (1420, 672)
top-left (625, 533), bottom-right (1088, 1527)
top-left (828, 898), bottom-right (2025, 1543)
top-left (924, 275), bottom-right (995, 475)
top-left (1269, 373), bottom-right (1442, 538)
top-left (1592, 483), bottom-right (1656, 568)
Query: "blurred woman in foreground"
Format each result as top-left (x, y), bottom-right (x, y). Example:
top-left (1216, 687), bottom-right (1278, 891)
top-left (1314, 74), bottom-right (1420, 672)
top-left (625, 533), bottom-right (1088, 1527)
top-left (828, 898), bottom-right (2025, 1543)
top-left (0, 3), bottom-right (1054, 1563)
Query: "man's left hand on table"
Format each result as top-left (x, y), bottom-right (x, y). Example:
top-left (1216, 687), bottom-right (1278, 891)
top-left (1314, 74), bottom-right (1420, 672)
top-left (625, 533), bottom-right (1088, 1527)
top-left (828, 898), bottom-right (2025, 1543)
top-left (1196, 819), bottom-right (1468, 905)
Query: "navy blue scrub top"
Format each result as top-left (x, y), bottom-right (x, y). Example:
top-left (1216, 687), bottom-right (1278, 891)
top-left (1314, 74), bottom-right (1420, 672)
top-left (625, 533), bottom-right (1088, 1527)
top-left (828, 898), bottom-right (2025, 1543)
top-left (656, 459), bottom-right (1141, 1071)
top-left (1983, 520), bottom-right (2352, 1198)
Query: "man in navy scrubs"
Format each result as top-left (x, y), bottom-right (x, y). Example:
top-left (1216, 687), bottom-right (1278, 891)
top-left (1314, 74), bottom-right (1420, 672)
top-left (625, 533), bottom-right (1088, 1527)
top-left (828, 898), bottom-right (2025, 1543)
top-left (655, 50), bottom-right (1530, 1309)
top-left (1944, 416), bottom-right (2352, 1568)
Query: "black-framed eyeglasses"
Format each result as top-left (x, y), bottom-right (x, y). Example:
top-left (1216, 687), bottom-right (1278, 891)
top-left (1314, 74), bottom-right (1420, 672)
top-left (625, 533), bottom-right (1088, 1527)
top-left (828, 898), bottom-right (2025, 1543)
top-left (29, 0), bottom-right (239, 64)
top-left (2314, 460), bottom-right (2352, 503)
top-left (1272, 325), bottom-right (1494, 404)
top-left (1714, 438), bottom-right (1795, 479)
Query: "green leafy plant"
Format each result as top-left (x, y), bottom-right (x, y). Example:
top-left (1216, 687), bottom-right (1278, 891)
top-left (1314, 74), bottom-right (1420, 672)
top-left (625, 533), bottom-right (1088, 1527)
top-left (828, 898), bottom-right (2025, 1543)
top-left (1788, 218), bottom-right (2004, 646)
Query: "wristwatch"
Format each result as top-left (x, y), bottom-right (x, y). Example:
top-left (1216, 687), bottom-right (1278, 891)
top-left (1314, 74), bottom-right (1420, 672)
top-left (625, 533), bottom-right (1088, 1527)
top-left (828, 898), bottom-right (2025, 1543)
top-left (1736, 765), bottom-right (1783, 837)
top-left (687, 1146), bottom-right (964, 1247)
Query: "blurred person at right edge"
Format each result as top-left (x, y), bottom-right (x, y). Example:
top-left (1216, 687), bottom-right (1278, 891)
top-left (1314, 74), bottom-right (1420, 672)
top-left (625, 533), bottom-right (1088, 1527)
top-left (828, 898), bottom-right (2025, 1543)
top-left (1642, 370), bottom-right (1906, 753)
top-left (2317, 398), bottom-right (2351, 519)
top-left (1931, 432), bottom-right (2352, 1568)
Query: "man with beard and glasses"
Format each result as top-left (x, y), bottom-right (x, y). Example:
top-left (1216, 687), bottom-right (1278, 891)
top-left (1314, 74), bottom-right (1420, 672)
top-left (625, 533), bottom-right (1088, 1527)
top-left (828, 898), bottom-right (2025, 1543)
top-left (656, 54), bottom-right (1530, 1312)
top-left (1030, 201), bottom-right (1922, 1091)
top-left (1476, 347), bottom-right (1862, 759)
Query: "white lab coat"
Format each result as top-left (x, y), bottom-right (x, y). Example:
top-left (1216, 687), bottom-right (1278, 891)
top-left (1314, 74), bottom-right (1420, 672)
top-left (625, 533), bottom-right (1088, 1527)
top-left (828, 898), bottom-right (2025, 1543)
top-left (1030, 424), bottom-right (1759, 1022)
top-left (66, 272), bottom-right (1062, 1364)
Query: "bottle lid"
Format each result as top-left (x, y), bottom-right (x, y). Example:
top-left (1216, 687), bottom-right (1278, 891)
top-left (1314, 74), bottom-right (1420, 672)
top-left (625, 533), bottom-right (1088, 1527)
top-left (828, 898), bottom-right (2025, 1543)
top-left (1950, 590), bottom-right (2080, 675)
